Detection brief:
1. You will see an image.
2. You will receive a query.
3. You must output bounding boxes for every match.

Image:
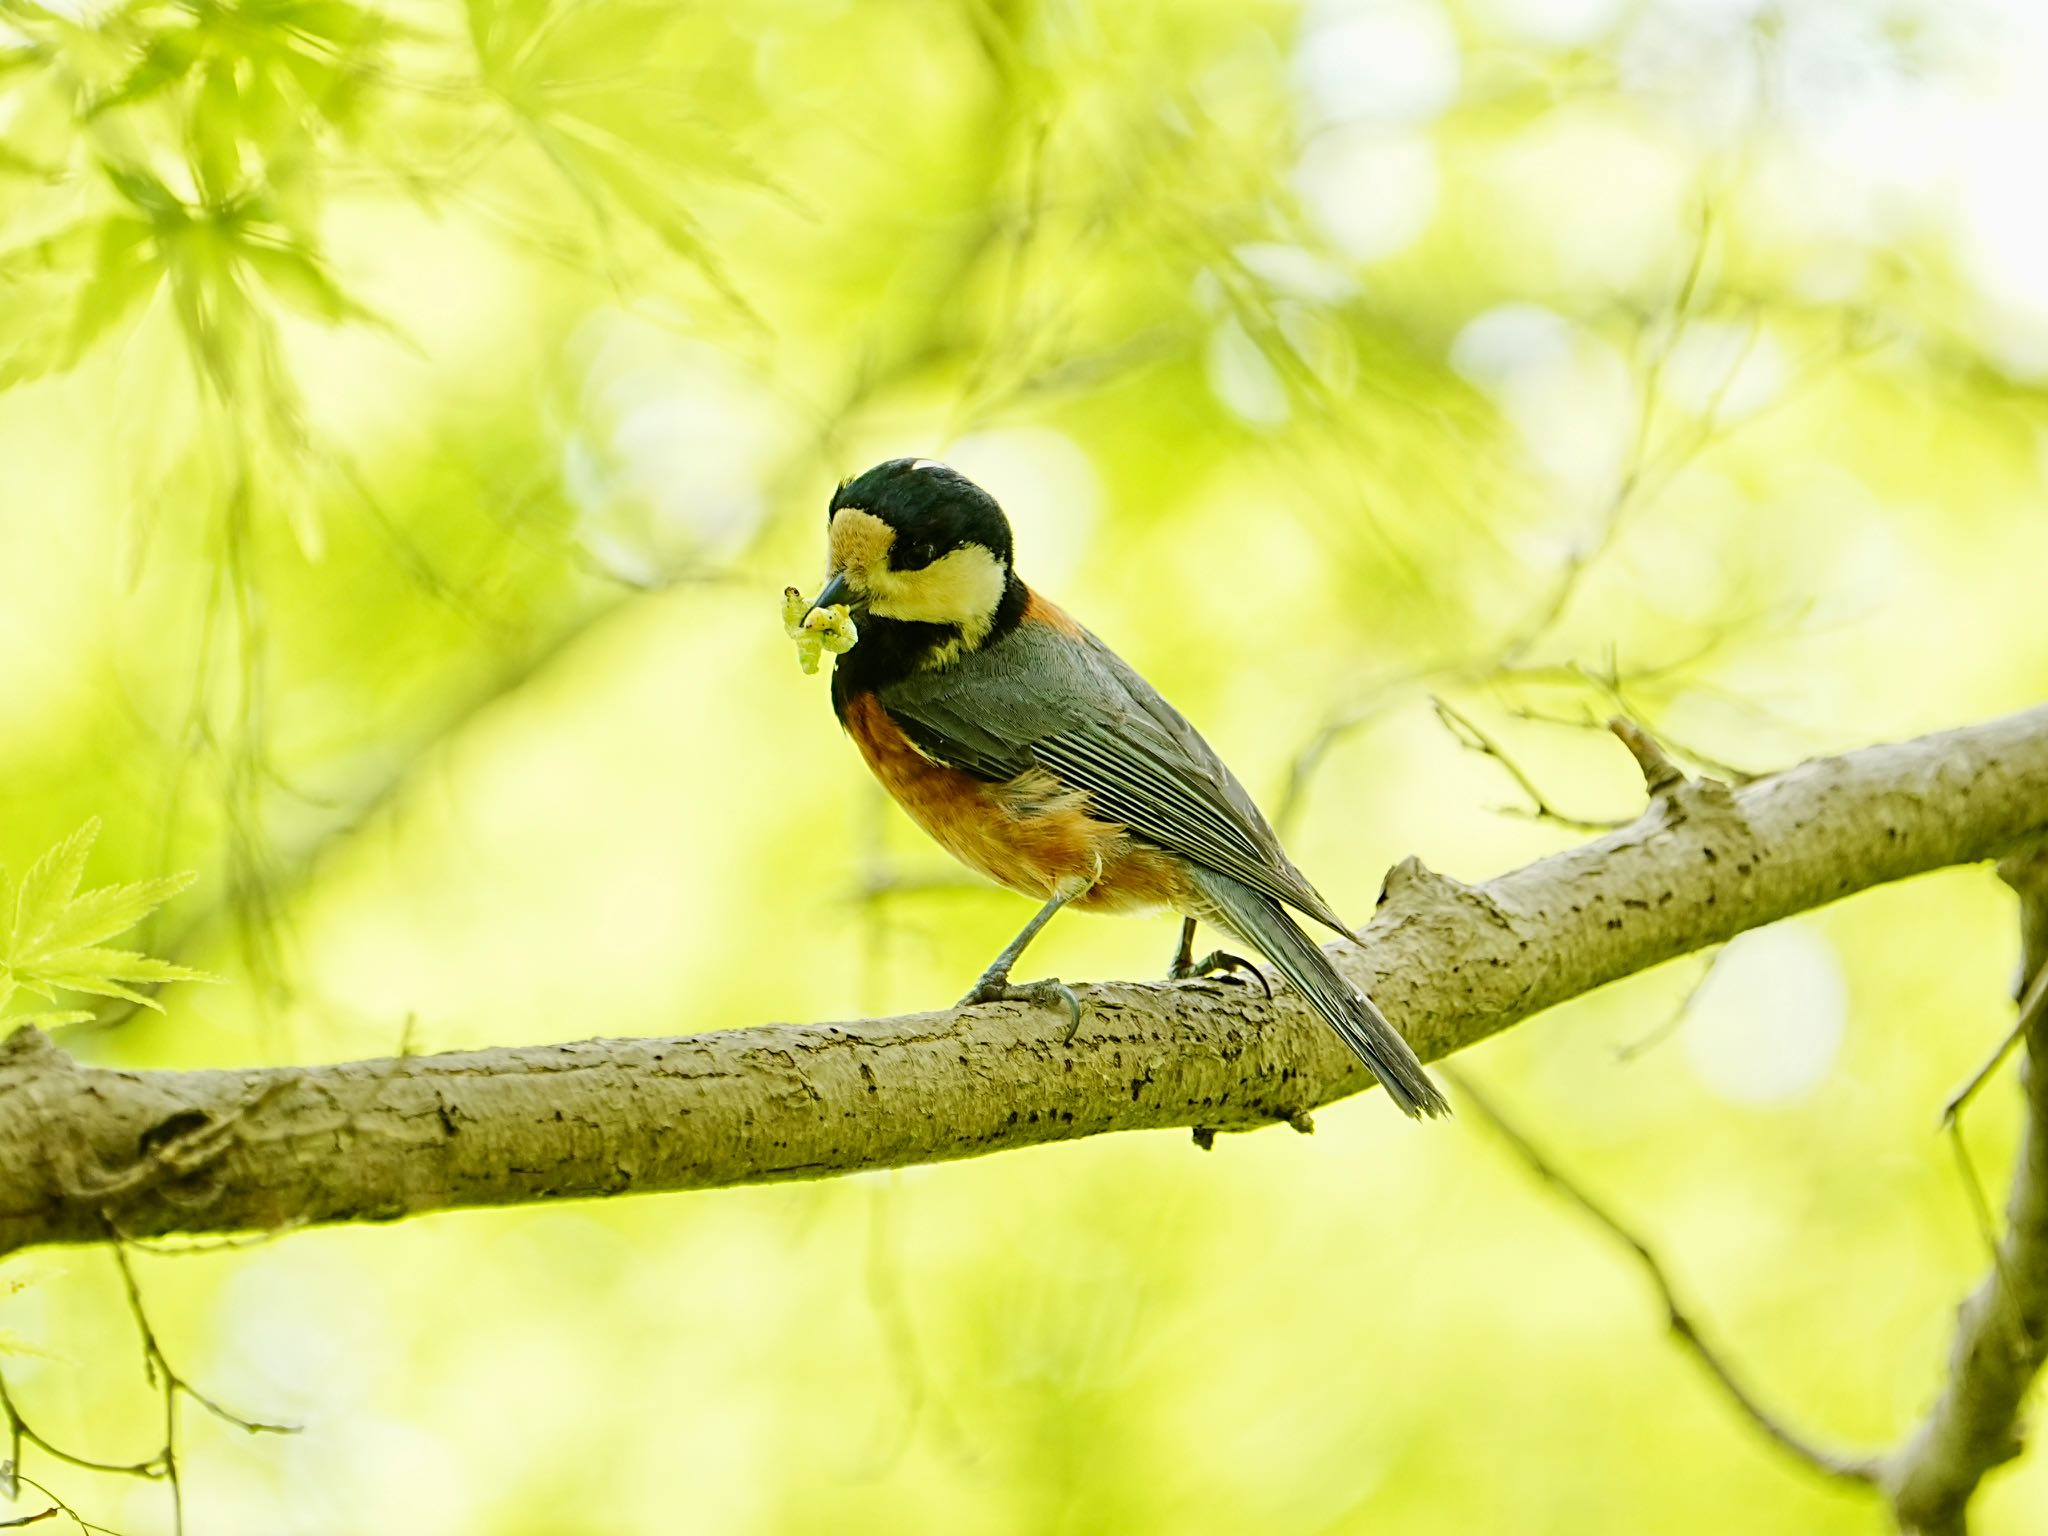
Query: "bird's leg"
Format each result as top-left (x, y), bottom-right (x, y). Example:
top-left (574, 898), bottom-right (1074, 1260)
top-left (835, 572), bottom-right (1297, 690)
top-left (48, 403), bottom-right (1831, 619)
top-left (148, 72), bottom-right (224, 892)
top-left (958, 883), bottom-right (1086, 1041)
top-left (1166, 916), bottom-right (1272, 999)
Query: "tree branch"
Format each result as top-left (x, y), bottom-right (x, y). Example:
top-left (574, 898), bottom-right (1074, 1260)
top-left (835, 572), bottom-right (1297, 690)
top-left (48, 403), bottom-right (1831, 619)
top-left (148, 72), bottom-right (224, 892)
top-left (1883, 843), bottom-right (2048, 1534)
top-left (1450, 1066), bottom-right (1880, 1483)
top-left (1, 704), bottom-right (2046, 1256)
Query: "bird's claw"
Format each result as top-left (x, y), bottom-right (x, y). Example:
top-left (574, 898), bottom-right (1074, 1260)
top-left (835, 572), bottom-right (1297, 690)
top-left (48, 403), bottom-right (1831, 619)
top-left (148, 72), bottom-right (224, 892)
top-left (1169, 949), bottom-right (1272, 1000)
top-left (958, 974), bottom-right (1085, 1043)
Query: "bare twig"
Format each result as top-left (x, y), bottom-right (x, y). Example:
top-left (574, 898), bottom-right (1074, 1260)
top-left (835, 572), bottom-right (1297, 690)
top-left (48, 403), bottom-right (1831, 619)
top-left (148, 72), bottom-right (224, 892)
top-left (1497, 207), bottom-right (1721, 670)
top-left (56, 1246), bottom-right (295, 1536)
top-left (1884, 847), bottom-right (2048, 1533)
top-left (110, 1247), bottom-right (295, 1438)
top-left (1430, 696), bottom-right (1629, 834)
top-left (5, 1475), bottom-right (121, 1535)
top-left (1947, 1122), bottom-right (2006, 1265)
top-left (1273, 670), bottom-right (1426, 839)
top-left (0, 1370), bottom-right (162, 1483)
top-left (1614, 947), bottom-right (1723, 1064)
top-left (1449, 1066), bottom-right (1880, 1484)
top-left (1940, 959), bottom-right (2048, 1128)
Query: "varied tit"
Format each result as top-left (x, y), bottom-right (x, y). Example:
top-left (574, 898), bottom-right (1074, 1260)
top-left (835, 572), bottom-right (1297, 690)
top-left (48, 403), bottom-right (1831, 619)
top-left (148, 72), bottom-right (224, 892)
top-left (801, 458), bottom-right (1447, 1119)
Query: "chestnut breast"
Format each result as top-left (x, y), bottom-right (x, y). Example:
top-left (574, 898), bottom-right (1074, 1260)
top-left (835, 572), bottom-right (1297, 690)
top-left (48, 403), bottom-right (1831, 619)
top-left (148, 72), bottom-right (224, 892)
top-left (840, 690), bottom-right (1189, 914)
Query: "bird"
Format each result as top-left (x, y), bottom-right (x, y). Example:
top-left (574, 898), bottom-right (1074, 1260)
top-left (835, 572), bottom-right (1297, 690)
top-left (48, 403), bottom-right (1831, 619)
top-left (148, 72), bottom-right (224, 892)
top-left (800, 457), bottom-right (1448, 1119)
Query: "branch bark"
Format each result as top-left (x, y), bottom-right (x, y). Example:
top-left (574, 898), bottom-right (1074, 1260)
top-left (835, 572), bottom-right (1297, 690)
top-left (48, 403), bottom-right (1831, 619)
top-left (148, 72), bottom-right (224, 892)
top-left (1883, 844), bottom-right (2048, 1534)
top-left (2, 703), bottom-right (2046, 1257)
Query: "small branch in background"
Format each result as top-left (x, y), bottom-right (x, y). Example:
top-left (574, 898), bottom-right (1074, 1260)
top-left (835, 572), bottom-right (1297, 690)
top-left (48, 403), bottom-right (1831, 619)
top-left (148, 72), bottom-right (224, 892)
top-left (1946, 1122), bottom-right (2006, 1266)
top-left (1495, 650), bottom-right (1772, 786)
top-left (849, 871), bottom-right (987, 906)
top-left (1275, 644), bottom-right (1760, 844)
top-left (1429, 696), bottom-right (1628, 834)
top-left (1497, 208), bottom-right (1720, 672)
top-left (1449, 1066), bottom-right (1881, 1485)
top-left (1615, 946), bottom-right (1723, 1064)
top-left (1939, 959), bottom-right (2048, 1128)
top-left (4, 1246), bottom-right (297, 1536)
top-left (111, 1245), bottom-right (295, 1439)
top-left (117, 1226), bottom-right (305, 1260)
top-left (0, 1361), bottom-right (161, 1536)
top-left (3, 1474), bottom-right (119, 1535)
top-left (1883, 847), bottom-right (2048, 1534)
top-left (0, 1370), bottom-right (161, 1480)
top-left (1273, 670), bottom-right (1426, 839)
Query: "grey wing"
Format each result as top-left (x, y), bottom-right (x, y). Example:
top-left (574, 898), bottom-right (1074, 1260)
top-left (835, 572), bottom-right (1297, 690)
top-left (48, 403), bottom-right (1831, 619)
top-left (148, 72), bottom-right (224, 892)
top-left (879, 619), bottom-right (1348, 933)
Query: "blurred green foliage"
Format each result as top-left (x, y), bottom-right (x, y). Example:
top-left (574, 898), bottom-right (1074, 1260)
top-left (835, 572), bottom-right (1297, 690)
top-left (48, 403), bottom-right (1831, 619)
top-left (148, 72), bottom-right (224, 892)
top-left (3, 0), bottom-right (2048, 1530)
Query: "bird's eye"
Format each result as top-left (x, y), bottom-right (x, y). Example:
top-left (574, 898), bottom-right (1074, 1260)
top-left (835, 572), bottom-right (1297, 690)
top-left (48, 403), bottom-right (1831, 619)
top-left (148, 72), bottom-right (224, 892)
top-left (892, 536), bottom-right (941, 572)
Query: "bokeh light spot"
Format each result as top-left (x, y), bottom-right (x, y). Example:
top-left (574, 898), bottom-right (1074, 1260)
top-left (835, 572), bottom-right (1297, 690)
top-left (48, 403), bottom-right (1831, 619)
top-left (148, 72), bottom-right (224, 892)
top-left (1683, 923), bottom-right (1849, 1106)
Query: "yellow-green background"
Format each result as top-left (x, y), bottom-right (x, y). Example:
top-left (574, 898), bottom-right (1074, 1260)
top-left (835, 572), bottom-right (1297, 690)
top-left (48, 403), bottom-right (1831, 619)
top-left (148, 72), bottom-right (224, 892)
top-left (4, 0), bottom-right (2047, 1529)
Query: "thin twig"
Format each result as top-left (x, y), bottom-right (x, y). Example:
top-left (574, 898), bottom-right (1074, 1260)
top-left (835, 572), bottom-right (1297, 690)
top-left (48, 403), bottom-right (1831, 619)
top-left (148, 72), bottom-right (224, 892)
top-left (110, 1246), bottom-right (296, 1438)
top-left (84, 1245), bottom-right (297, 1536)
top-left (6, 1476), bottom-right (120, 1536)
top-left (1430, 696), bottom-right (1629, 834)
top-left (1615, 947), bottom-right (1723, 1064)
top-left (1940, 959), bottom-right (2048, 1128)
top-left (1448, 1066), bottom-right (1881, 1484)
top-left (1946, 1121), bottom-right (2006, 1265)
top-left (0, 1373), bottom-right (162, 1481)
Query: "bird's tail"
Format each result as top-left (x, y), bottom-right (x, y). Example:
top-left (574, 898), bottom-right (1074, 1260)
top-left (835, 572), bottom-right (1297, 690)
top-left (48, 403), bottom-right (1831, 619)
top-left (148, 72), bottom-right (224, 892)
top-left (1191, 869), bottom-right (1449, 1120)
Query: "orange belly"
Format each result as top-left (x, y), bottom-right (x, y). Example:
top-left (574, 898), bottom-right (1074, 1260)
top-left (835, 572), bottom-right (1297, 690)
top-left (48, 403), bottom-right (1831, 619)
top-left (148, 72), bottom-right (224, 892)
top-left (842, 691), bottom-right (1189, 914)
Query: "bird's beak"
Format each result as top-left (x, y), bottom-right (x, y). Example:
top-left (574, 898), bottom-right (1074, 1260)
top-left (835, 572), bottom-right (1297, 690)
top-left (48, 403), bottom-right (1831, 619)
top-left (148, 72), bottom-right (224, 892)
top-left (807, 570), bottom-right (853, 617)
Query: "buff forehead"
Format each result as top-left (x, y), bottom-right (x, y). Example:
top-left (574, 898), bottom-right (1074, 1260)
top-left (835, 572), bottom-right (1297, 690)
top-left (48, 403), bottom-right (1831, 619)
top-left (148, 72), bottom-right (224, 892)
top-left (828, 507), bottom-right (895, 575)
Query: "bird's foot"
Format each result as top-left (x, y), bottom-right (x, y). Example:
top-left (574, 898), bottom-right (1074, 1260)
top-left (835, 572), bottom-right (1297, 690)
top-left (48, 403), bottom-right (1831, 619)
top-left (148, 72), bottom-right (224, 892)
top-left (958, 973), bottom-right (1084, 1043)
top-left (1168, 949), bottom-right (1272, 999)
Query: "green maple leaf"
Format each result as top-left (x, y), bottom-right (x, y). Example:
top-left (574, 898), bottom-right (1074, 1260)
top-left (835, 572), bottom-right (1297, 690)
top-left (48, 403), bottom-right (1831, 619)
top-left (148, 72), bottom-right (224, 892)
top-left (0, 819), bottom-right (220, 1026)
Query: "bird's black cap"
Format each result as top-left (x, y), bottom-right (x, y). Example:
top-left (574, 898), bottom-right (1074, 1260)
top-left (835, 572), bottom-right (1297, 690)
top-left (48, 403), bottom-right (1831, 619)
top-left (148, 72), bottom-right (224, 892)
top-left (829, 458), bottom-right (1013, 571)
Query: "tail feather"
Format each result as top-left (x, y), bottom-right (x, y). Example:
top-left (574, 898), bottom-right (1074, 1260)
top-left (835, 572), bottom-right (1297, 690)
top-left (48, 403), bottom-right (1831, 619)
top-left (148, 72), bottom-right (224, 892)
top-left (1192, 869), bottom-right (1449, 1120)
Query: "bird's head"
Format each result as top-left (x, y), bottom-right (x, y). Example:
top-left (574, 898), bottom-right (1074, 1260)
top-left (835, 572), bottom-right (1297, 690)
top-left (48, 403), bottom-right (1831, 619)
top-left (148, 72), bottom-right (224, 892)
top-left (806, 458), bottom-right (1016, 650)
